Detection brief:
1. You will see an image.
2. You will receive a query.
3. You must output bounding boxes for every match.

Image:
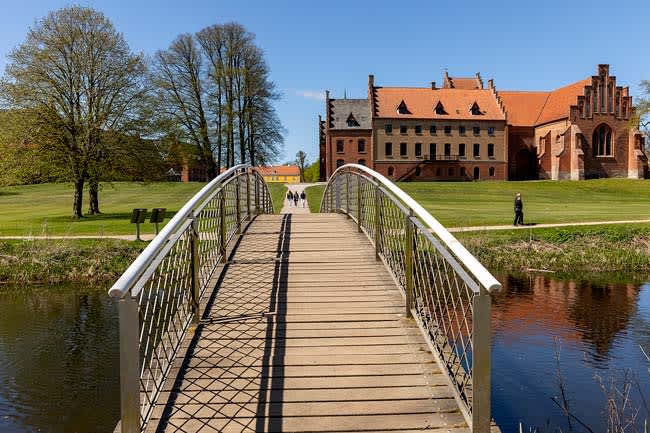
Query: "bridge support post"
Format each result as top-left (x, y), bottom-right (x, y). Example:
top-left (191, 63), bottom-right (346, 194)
top-left (219, 192), bottom-right (227, 263)
top-left (246, 171), bottom-right (251, 220)
top-left (235, 176), bottom-right (241, 234)
top-left (374, 186), bottom-right (381, 260)
top-left (119, 295), bottom-right (141, 433)
top-left (255, 178), bottom-right (260, 215)
top-left (404, 210), bottom-right (414, 318)
top-left (346, 173), bottom-right (351, 219)
top-left (190, 215), bottom-right (201, 324)
top-left (472, 290), bottom-right (492, 433)
top-left (356, 175), bottom-right (362, 232)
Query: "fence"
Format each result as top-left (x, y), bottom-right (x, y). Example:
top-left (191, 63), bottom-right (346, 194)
top-left (320, 164), bottom-right (502, 432)
top-left (107, 165), bottom-right (273, 433)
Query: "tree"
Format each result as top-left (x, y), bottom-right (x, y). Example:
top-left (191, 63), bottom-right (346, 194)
top-left (0, 6), bottom-right (147, 217)
top-left (303, 159), bottom-right (320, 183)
top-left (152, 22), bottom-right (284, 175)
top-left (635, 80), bottom-right (650, 152)
top-left (296, 151), bottom-right (307, 182)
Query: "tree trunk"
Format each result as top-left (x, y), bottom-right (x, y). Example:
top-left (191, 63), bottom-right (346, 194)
top-left (72, 177), bottom-right (85, 219)
top-left (88, 178), bottom-right (100, 215)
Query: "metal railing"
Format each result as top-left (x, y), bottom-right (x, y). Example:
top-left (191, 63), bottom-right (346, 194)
top-left (107, 165), bottom-right (273, 433)
top-left (320, 164), bottom-right (501, 433)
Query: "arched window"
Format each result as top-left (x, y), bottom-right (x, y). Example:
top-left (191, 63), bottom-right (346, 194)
top-left (489, 167), bottom-right (495, 177)
top-left (336, 159), bottom-right (344, 168)
top-left (473, 167), bottom-right (480, 180)
top-left (358, 159), bottom-right (366, 166)
top-left (592, 124), bottom-right (613, 156)
top-left (387, 166), bottom-right (394, 177)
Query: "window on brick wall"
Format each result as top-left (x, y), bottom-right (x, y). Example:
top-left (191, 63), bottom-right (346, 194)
top-left (444, 125), bottom-right (452, 134)
top-left (358, 159), bottom-right (366, 166)
top-left (336, 159), bottom-right (344, 168)
top-left (400, 125), bottom-right (407, 134)
top-left (385, 124), bottom-right (393, 133)
top-left (415, 142), bottom-right (422, 157)
top-left (358, 139), bottom-right (366, 153)
top-left (473, 143), bottom-right (480, 158)
top-left (430, 125), bottom-right (437, 134)
top-left (459, 143), bottom-right (466, 158)
top-left (489, 167), bottom-right (495, 177)
top-left (487, 126), bottom-right (495, 135)
top-left (429, 143), bottom-right (436, 159)
top-left (400, 142), bottom-right (407, 156)
top-left (461, 167), bottom-right (466, 176)
top-left (593, 124), bottom-right (613, 156)
top-left (488, 143), bottom-right (495, 158)
top-left (388, 166), bottom-right (394, 176)
top-left (415, 125), bottom-right (422, 134)
top-left (448, 167), bottom-right (454, 176)
top-left (444, 143), bottom-right (451, 157)
top-left (459, 126), bottom-right (466, 135)
top-left (385, 142), bottom-right (393, 157)
top-left (473, 126), bottom-right (480, 135)
top-left (336, 140), bottom-right (344, 153)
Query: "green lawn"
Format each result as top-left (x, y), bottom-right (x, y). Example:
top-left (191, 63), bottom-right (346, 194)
top-left (305, 185), bottom-right (325, 213)
top-left (400, 179), bottom-right (650, 227)
top-left (0, 181), bottom-right (287, 236)
top-left (305, 178), bottom-right (650, 228)
top-left (267, 183), bottom-right (287, 214)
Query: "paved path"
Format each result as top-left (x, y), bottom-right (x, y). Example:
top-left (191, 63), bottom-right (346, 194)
top-left (280, 183), bottom-right (319, 214)
top-left (448, 218), bottom-right (650, 233)
top-left (147, 213), bottom-right (469, 433)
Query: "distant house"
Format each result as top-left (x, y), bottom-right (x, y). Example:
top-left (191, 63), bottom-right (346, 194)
top-left (257, 165), bottom-right (301, 183)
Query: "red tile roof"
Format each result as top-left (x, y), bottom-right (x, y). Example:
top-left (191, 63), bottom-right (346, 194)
top-left (448, 77), bottom-right (481, 90)
top-left (499, 78), bottom-right (591, 127)
top-left (374, 87), bottom-right (505, 121)
top-left (257, 165), bottom-right (300, 176)
top-left (498, 91), bottom-right (550, 127)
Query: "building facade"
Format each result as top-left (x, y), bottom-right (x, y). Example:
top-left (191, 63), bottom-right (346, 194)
top-left (320, 64), bottom-right (647, 181)
top-left (257, 165), bottom-right (301, 184)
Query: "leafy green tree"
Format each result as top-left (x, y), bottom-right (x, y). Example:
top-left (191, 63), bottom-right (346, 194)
top-left (295, 150), bottom-right (307, 182)
top-left (1, 6), bottom-right (146, 217)
top-left (303, 159), bottom-right (321, 183)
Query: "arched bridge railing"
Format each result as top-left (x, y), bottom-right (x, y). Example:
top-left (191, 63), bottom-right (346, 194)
top-left (321, 164), bottom-right (502, 433)
top-left (108, 165), bottom-right (273, 433)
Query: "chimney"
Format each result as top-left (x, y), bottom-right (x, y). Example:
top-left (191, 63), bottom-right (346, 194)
top-left (368, 74), bottom-right (374, 89)
top-left (475, 72), bottom-right (484, 89)
top-left (431, 81), bottom-right (436, 90)
top-left (488, 79), bottom-right (494, 89)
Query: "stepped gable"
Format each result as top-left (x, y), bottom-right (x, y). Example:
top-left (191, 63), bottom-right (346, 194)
top-left (374, 86), bottom-right (505, 121)
top-left (328, 98), bottom-right (371, 129)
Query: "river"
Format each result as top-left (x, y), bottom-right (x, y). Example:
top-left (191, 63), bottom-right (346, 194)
top-left (1, 275), bottom-right (649, 432)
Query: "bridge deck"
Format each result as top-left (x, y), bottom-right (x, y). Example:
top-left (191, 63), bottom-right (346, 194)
top-left (148, 213), bottom-right (469, 433)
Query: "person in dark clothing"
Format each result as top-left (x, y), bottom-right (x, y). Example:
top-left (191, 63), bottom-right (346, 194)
top-left (293, 191), bottom-right (299, 207)
top-left (287, 191), bottom-right (294, 207)
top-left (513, 192), bottom-right (523, 226)
top-left (300, 191), bottom-right (306, 208)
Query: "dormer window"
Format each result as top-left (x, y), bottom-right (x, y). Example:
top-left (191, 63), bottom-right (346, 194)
top-left (470, 102), bottom-right (482, 115)
top-left (397, 100), bottom-right (411, 115)
top-left (346, 113), bottom-right (360, 127)
top-left (434, 101), bottom-right (447, 115)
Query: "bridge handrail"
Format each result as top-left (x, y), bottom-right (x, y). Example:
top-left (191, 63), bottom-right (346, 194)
top-left (320, 164), bottom-right (501, 433)
top-left (324, 164), bottom-right (500, 294)
top-left (110, 164), bottom-right (246, 299)
top-left (108, 164), bottom-right (274, 433)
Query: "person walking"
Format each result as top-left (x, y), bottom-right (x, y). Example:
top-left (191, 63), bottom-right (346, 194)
top-left (300, 190), bottom-right (306, 208)
top-left (287, 190), bottom-right (294, 207)
top-left (293, 191), bottom-right (299, 207)
top-left (513, 192), bottom-right (524, 226)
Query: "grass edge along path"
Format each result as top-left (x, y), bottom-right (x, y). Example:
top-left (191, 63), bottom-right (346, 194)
top-left (305, 184), bottom-right (325, 213)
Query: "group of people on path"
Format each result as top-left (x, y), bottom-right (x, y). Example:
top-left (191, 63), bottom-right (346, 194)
top-left (287, 190), bottom-right (307, 208)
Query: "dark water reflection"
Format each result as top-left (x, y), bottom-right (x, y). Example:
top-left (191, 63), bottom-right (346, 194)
top-left (2, 275), bottom-right (650, 432)
top-left (492, 273), bottom-right (650, 432)
top-left (0, 285), bottom-right (119, 433)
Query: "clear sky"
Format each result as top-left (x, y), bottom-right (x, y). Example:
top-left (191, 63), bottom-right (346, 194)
top-left (1, 0), bottom-right (649, 163)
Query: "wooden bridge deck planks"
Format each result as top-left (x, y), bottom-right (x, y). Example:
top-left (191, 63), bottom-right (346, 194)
top-left (147, 213), bottom-right (471, 433)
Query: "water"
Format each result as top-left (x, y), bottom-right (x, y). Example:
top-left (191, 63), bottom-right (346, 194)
top-left (492, 274), bottom-right (650, 432)
top-left (1, 276), bottom-right (650, 433)
top-left (0, 285), bottom-right (119, 433)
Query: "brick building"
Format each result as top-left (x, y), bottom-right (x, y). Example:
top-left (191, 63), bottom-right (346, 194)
top-left (319, 64), bottom-right (647, 181)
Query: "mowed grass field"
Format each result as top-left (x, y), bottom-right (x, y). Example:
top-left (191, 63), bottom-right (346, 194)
top-left (0, 182), bottom-right (288, 236)
top-left (307, 179), bottom-right (650, 228)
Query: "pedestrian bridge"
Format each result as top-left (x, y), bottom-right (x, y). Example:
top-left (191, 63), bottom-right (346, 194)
top-left (108, 164), bottom-right (502, 433)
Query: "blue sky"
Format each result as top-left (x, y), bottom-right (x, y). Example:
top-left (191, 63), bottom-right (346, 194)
top-left (1, 0), bottom-right (649, 163)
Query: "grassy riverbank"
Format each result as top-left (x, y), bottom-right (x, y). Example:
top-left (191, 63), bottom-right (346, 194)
top-left (0, 239), bottom-right (142, 286)
top-left (457, 224), bottom-right (650, 275)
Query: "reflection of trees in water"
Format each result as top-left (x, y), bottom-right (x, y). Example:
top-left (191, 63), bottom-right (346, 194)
top-left (494, 274), bottom-right (640, 360)
top-left (0, 287), bottom-right (120, 432)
